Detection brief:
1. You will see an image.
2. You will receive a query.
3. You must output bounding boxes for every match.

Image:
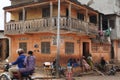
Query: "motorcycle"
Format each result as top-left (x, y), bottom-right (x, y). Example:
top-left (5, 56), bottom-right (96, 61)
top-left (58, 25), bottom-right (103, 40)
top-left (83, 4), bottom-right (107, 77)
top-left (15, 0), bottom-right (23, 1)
top-left (0, 59), bottom-right (38, 80)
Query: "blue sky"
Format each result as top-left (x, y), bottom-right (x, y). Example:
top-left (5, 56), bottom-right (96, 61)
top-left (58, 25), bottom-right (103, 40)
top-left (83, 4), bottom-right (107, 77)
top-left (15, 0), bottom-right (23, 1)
top-left (0, 0), bottom-right (10, 30)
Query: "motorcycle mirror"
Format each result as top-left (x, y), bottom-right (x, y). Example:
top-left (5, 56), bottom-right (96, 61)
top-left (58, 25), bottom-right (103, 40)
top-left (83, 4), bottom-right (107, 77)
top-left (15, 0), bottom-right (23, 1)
top-left (5, 59), bottom-right (9, 63)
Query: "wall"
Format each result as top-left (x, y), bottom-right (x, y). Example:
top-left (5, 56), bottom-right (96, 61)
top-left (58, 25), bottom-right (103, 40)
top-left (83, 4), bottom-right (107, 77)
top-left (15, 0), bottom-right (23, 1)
top-left (9, 33), bottom-right (111, 66)
top-left (79, 0), bottom-right (117, 14)
top-left (10, 4), bottom-right (90, 21)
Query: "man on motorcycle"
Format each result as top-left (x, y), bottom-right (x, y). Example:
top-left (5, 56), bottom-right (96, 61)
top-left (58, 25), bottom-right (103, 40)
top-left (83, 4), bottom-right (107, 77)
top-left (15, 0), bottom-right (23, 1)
top-left (9, 48), bottom-right (26, 79)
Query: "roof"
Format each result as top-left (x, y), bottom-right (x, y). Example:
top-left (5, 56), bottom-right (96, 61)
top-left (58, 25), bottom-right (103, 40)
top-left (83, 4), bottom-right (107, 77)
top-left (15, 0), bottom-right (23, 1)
top-left (3, 0), bottom-right (47, 10)
top-left (0, 30), bottom-right (4, 32)
top-left (105, 13), bottom-right (120, 17)
top-left (3, 0), bottom-right (100, 14)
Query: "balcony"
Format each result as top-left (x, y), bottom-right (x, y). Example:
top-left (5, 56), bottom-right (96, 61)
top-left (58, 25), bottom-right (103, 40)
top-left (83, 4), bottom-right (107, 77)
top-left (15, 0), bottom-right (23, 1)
top-left (4, 17), bottom-right (98, 35)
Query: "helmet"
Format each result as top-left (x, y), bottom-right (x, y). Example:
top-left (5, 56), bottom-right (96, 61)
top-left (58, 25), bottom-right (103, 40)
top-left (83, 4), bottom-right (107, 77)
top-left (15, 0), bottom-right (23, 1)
top-left (16, 48), bottom-right (24, 55)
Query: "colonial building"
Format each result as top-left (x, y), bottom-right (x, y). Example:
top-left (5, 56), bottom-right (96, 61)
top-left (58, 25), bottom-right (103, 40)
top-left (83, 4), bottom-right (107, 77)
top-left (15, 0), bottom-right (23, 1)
top-left (3, 0), bottom-right (110, 66)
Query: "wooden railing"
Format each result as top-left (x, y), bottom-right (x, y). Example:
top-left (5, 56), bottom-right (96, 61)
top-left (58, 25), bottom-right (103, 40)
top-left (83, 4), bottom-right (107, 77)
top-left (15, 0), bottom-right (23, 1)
top-left (4, 17), bottom-right (98, 35)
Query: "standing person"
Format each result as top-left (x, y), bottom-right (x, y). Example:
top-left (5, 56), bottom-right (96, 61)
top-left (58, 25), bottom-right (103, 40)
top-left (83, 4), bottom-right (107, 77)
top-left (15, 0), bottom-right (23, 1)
top-left (20, 50), bottom-right (36, 74)
top-left (9, 48), bottom-right (26, 79)
top-left (67, 58), bottom-right (73, 72)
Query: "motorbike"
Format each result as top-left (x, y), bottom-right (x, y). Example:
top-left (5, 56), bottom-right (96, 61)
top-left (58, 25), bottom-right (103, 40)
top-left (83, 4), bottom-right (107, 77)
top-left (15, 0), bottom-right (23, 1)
top-left (0, 59), bottom-right (37, 80)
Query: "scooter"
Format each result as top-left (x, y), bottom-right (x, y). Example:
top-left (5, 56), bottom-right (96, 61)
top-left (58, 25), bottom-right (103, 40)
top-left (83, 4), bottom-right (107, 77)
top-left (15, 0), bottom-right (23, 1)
top-left (0, 59), bottom-right (39, 80)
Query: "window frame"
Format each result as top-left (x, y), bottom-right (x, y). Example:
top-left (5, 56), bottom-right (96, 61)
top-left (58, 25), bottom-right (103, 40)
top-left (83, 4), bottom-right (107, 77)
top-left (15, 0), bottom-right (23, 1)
top-left (19, 42), bottom-right (27, 53)
top-left (41, 42), bottom-right (50, 54)
top-left (65, 42), bottom-right (74, 54)
top-left (42, 7), bottom-right (50, 18)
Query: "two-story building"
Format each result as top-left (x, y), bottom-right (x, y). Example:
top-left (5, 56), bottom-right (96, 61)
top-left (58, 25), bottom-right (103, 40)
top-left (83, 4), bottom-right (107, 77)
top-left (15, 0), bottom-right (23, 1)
top-left (81, 0), bottom-right (120, 63)
top-left (3, 0), bottom-right (111, 65)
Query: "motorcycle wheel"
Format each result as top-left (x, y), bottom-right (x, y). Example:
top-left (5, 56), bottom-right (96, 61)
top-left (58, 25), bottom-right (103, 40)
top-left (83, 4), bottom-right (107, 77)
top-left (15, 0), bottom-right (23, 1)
top-left (0, 74), bottom-right (10, 80)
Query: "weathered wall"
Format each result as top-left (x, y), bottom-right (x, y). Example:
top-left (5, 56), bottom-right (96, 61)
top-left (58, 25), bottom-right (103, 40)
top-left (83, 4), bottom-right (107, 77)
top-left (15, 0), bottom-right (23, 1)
top-left (9, 33), bottom-right (111, 66)
top-left (79, 0), bottom-right (119, 14)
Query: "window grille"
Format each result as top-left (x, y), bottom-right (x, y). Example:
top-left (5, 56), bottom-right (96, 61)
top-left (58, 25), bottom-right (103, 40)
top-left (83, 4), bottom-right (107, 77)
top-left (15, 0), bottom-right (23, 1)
top-left (41, 42), bottom-right (50, 54)
top-left (19, 42), bottom-right (27, 53)
top-left (65, 42), bottom-right (74, 54)
top-left (42, 7), bottom-right (50, 17)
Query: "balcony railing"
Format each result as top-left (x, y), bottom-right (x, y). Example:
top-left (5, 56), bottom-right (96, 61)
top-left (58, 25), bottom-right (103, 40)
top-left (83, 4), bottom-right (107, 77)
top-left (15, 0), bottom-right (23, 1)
top-left (4, 17), bottom-right (98, 35)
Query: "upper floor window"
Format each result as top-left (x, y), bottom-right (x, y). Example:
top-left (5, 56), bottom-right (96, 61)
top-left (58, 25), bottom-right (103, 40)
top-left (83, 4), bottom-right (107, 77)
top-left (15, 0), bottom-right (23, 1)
top-left (65, 42), bottom-right (74, 54)
top-left (19, 11), bottom-right (26, 21)
top-left (66, 8), bottom-right (69, 17)
top-left (42, 7), bottom-right (50, 17)
top-left (19, 42), bottom-right (27, 53)
top-left (109, 20), bottom-right (115, 29)
top-left (118, 41), bottom-right (120, 48)
top-left (19, 11), bottom-right (23, 20)
top-left (41, 42), bottom-right (50, 54)
top-left (77, 13), bottom-right (84, 20)
top-left (89, 15), bottom-right (97, 24)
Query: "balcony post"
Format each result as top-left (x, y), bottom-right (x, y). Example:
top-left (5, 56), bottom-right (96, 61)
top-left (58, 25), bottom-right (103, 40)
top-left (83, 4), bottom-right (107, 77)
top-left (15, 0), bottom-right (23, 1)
top-left (23, 7), bottom-right (25, 21)
top-left (22, 7), bottom-right (25, 32)
top-left (50, 1), bottom-right (53, 30)
top-left (4, 11), bottom-right (6, 31)
top-left (96, 14), bottom-right (99, 26)
top-left (85, 9), bottom-right (89, 34)
top-left (68, 3), bottom-right (71, 30)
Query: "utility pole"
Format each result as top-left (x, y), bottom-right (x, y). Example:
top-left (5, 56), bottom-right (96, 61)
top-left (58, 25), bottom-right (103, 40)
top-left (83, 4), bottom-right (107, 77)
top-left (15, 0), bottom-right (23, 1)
top-left (56, 0), bottom-right (60, 78)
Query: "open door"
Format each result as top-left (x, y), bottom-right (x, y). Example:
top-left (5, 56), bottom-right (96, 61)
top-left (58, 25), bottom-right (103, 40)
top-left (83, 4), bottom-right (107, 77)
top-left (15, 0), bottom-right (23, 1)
top-left (83, 42), bottom-right (89, 58)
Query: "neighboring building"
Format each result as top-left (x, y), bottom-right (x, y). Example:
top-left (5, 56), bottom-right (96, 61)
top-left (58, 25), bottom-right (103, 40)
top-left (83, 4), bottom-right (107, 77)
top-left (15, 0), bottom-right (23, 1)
top-left (79, 0), bottom-right (120, 14)
top-left (79, 0), bottom-right (120, 63)
top-left (0, 30), bottom-right (9, 61)
top-left (3, 0), bottom-right (111, 66)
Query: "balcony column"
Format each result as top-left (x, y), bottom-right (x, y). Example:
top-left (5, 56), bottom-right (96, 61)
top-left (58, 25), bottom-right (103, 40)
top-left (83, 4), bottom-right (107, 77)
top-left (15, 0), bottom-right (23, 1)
top-left (4, 11), bottom-right (6, 24)
top-left (68, 3), bottom-right (71, 30)
top-left (85, 9), bottom-right (89, 22)
top-left (22, 7), bottom-right (26, 32)
top-left (22, 7), bottom-right (26, 21)
top-left (96, 14), bottom-right (99, 26)
top-left (50, 2), bottom-right (53, 30)
top-left (4, 11), bottom-right (7, 31)
top-left (85, 9), bottom-right (89, 34)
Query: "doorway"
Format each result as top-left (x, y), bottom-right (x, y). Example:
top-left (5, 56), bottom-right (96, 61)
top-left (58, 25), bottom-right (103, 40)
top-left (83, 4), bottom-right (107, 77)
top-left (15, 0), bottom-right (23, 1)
top-left (82, 42), bottom-right (89, 58)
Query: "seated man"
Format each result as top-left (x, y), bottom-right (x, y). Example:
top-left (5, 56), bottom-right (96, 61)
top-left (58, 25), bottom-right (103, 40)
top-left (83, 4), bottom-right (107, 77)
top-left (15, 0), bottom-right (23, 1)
top-left (51, 59), bottom-right (65, 76)
top-left (9, 48), bottom-right (26, 79)
top-left (100, 57), bottom-right (107, 71)
top-left (19, 50), bottom-right (36, 75)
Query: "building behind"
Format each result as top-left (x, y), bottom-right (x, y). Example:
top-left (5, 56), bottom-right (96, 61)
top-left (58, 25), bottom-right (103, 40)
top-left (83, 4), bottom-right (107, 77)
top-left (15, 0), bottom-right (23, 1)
top-left (79, 0), bottom-right (120, 62)
top-left (0, 30), bottom-right (9, 61)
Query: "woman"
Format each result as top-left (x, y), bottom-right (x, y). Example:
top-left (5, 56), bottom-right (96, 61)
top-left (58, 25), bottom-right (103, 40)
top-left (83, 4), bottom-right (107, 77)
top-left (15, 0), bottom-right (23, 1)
top-left (81, 56), bottom-right (90, 72)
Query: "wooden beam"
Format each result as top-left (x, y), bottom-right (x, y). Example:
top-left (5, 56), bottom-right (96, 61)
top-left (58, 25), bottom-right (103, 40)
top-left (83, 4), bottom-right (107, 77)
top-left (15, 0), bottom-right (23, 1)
top-left (65, 0), bottom-right (86, 10)
top-left (5, 2), bottom-right (51, 12)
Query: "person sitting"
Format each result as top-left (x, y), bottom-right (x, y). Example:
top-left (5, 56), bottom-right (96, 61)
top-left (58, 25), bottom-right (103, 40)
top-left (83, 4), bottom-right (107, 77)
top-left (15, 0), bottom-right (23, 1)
top-left (76, 58), bottom-right (81, 66)
top-left (19, 50), bottom-right (36, 75)
top-left (9, 48), bottom-right (26, 79)
top-left (87, 54), bottom-right (94, 69)
top-left (81, 56), bottom-right (90, 72)
top-left (100, 57), bottom-right (107, 71)
top-left (72, 58), bottom-right (79, 67)
top-left (51, 59), bottom-right (65, 76)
